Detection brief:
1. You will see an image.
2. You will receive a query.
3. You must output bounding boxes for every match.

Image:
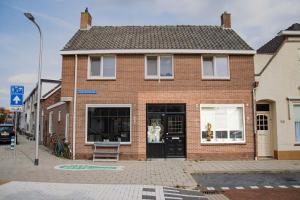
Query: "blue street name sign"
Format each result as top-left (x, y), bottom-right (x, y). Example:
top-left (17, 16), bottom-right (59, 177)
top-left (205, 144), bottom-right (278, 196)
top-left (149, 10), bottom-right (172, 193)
top-left (10, 85), bottom-right (24, 112)
top-left (77, 89), bottom-right (96, 94)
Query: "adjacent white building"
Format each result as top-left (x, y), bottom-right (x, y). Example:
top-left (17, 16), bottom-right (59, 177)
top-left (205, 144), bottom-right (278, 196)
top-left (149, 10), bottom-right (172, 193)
top-left (254, 23), bottom-right (300, 159)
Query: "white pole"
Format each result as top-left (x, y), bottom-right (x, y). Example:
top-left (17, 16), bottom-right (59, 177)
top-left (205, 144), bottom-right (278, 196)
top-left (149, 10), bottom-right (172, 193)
top-left (24, 13), bottom-right (42, 165)
top-left (32, 20), bottom-right (42, 166)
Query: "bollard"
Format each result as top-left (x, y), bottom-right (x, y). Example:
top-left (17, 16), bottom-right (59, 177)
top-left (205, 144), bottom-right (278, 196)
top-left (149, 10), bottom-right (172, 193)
top-left (10, 136), bottom-right (15, 150)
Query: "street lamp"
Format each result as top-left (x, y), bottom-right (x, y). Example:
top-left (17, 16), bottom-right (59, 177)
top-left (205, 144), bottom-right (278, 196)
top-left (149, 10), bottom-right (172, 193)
top-left (24, 12), bottom-right (43, 166)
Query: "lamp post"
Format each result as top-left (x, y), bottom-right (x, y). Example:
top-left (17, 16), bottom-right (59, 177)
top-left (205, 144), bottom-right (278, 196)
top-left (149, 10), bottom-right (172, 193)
top-left (24, 13), bottom-right (43, 166)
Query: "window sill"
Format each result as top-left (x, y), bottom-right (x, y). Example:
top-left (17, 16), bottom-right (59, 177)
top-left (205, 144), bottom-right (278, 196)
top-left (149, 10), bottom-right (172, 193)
top-left (202, 77), bottom-right (230, 81)
top-left (294, 143), bottom-right (300, 146)
top-left (144, 77), bottom-right (174, 80)
top-left (200, 141), bottom-right (246, 145)
top-left (87, 77), bottom-right (116, 81)
top-left (85, 142), bottom-right (131, 146)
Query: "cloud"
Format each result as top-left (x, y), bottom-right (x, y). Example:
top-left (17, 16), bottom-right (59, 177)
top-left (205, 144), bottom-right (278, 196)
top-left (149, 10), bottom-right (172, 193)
top-left (8, 73), bottom-right (37, 84)
top-left (0, 88), bottom-right (9, 95)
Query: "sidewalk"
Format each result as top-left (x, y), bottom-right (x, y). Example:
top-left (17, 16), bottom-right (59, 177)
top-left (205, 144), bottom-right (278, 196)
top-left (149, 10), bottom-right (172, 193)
top-left (0, 181), bottom-right (208, 200)
top-left (0, 135), bottom-right (300, 188)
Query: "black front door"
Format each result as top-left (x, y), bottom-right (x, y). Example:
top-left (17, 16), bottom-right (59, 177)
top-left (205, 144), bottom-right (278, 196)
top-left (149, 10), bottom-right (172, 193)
top-left (146, 104), bottom-right (186, 158)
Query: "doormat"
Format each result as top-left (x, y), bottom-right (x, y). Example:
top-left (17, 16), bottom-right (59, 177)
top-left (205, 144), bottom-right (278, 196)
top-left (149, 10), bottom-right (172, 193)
top-left (54, 164), bottom-right (124, 171)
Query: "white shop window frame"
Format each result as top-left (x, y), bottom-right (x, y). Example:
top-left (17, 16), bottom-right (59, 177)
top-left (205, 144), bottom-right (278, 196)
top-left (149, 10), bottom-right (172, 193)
top-left (200, 104), bottom-right (246, 144)
top-left (144, 55), bottom-right (174, 80)
top-left (87, 55), bottom-right (116, 80)
top-left (85, 104), bottom-right (132, 145)
top-left (201, 55), bottom-right (230, 80)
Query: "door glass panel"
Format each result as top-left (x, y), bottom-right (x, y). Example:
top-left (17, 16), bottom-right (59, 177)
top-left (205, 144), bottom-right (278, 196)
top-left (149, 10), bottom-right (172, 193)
top-left (167, 115), bottom-right (183, 134)
top-left (257, 114), bottom-right (268, 131)
top-left (147, 116), bottom-right (164, 143)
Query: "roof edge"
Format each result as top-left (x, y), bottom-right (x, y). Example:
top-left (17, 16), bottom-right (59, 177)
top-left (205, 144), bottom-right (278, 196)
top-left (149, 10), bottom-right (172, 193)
top-left (278, 30), bottom-right (300, 36)
top-left (60, 49), bottom-right (256, 55)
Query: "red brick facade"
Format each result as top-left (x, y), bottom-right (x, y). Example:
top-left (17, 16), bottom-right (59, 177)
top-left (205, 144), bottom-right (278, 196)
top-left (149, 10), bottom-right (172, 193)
top-left (58, 54), bottom-right (255, 160)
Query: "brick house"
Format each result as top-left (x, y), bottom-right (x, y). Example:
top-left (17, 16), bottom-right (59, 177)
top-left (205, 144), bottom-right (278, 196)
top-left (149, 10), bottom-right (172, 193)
top-left (44, 9), bottom-right (256, 160)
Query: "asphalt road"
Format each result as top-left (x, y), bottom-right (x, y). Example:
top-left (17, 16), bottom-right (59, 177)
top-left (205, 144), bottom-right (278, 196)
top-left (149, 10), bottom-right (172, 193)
top-left (192, 172), bottom-right (300, 189)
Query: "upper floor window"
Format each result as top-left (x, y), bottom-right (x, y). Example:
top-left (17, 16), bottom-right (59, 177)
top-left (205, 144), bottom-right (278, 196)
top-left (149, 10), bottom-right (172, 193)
top-left (145, 55), bottom-right (173, 79)
top-left (88, 56), bottom-right (116, 79)
top-left (202, 56), bottom-right (230, 79)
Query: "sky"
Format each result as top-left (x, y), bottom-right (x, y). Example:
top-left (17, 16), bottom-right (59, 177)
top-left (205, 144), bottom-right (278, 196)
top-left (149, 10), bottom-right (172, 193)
top-left (0, 0), bottom-right (299, 108)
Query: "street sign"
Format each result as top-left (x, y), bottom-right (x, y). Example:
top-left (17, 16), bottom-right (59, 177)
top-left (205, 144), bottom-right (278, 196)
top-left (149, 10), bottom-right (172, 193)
top-left (10, 85), bottom-right (24, 112)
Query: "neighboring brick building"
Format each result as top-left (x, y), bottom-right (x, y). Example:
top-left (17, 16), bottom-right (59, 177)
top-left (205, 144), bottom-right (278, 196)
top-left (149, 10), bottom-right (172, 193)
top-left (45, 9), bottom-right (256, 160)
top-left (41, 85), bottom-right (70, 148)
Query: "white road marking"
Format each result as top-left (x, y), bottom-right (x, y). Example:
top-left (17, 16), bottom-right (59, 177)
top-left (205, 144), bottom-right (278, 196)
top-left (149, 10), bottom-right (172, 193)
top-left (235, 186), bottom-right (245, 189)
top-left (278, 185), bottom-right (288, 188)
top-left (165, 197), bottom-right (183, 200)
top-left (207, 187), bottom-right (215, 191)
top-left (250, 186), bottom-right (259, 189)
top-left (164, 192), bottom-right (204, 198)
top-left (292, 185), bottom-right (300, 188)
top-left (264, 186), bottom-right (273, 188)
top-left (221, 187), bottom-right (230, 190)
top-left (163, 189), bottom-right (180, 193)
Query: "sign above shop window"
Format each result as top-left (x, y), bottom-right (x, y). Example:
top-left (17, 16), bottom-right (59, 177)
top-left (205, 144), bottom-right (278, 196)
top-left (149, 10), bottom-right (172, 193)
top-left (77, 89), bottom-right (96, 94)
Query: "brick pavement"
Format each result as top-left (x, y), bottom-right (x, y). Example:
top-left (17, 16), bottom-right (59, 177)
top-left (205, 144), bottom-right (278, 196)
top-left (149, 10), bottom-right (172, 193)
top-left (0, 135), bottom-right (300, 188)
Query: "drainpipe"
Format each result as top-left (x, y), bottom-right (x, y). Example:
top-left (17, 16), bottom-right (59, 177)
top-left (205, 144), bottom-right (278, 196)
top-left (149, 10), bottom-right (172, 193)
top-left (72, 54), bottom-right (78, 160)
top-left (252, 86), bottom-right (257, 160)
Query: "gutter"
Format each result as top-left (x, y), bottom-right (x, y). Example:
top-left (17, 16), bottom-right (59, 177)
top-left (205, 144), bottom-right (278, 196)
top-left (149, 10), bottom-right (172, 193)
top-left (60, 49), bottom-right (256, 55)
top-left (252, 86), bottom-right (257, 160)
top-left (72, 55), bottom-right (78, 160)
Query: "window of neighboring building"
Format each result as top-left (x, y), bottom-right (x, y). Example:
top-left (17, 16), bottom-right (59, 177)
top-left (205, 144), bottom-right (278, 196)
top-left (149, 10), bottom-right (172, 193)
top-left (49, 111), bottom-right (54, 134)
top-left (202, 56), bottom-right (230, 79)
top-left (294, 104), bottom-right (300, 143)
top-left (88, 56), bottom-right (116, 79)
top-left (86, 105), bottom-right (131, 144)
top-left (200, 104), bottom-right (245, 143)
top-left (58, 111), bottom-right (61, 122)
top-left (145, 56), bottom-right (173, 79)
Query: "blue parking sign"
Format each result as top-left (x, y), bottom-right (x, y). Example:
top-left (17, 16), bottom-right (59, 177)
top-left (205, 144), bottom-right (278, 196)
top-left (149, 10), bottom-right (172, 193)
top-left (10, 85), bottom-right (24, 112)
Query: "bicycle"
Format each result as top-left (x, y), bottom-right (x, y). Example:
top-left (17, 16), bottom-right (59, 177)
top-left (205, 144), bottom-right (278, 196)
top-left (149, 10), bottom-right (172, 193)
top-left (49, 133), bottom-right (72, 159)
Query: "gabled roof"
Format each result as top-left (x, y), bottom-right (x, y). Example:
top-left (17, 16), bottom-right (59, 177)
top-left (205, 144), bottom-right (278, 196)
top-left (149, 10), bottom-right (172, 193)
top-left (62, 25), bottom-right (253, 52)
top-left (257, 23), bottom-right (300, 54)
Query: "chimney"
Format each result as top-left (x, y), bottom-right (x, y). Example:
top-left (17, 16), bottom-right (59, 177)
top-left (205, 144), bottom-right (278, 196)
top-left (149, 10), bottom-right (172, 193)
top-left (80, 8), bottom-right (92, 30)
top-left (221, 11), bottom-right (231, 28)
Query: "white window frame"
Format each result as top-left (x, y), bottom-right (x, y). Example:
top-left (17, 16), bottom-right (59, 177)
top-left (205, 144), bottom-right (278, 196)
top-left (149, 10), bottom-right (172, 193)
top-left (87, 55), bottom-right (116, 80)
top-left (293, 102), bottom-right (300, 144)
top-left (65, 113), bottom-right (69, 143)
top-left (85, 104), bottom-right (132, 145)
top-left (201, 55), bottom-right (230, 80)
top-left (145, 55), bottom-right (174, 79)
top-left (200, 104), bottom-right (246, 144)
top-left (49, 111), bottom-right (53, 135)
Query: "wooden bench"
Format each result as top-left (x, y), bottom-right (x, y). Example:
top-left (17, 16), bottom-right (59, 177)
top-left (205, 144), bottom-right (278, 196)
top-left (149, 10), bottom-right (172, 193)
top-left (93, 142), bottom-right (120, 162)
